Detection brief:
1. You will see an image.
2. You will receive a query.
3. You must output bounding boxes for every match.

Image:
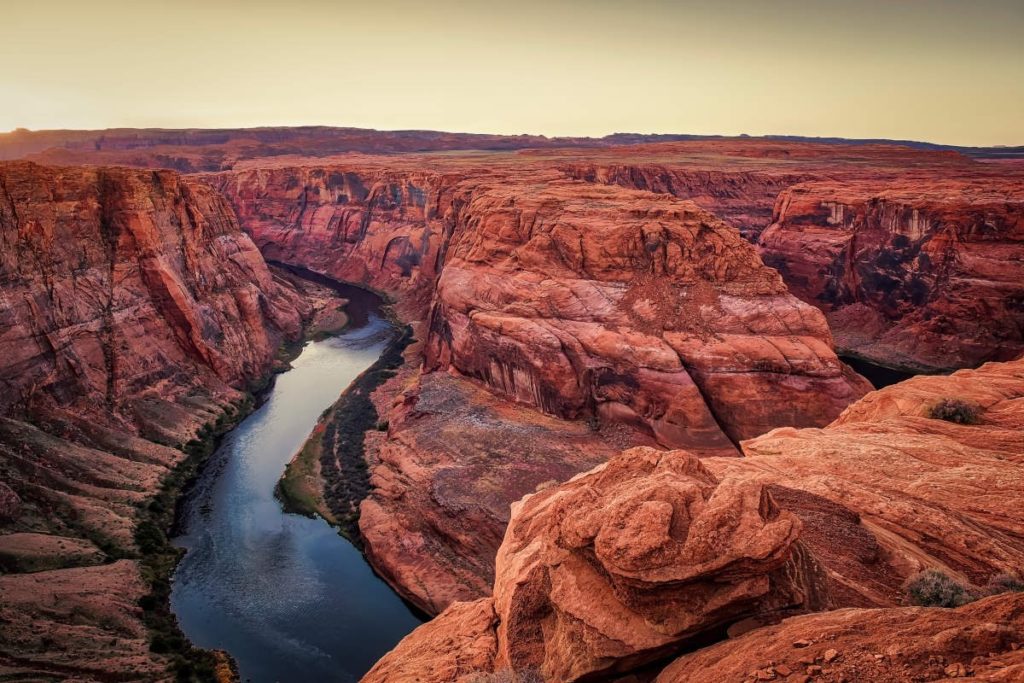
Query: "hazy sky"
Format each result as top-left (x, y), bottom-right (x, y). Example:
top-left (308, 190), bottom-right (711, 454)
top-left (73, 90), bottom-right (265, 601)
top-left (2, 0), bottom-right (1022, 145)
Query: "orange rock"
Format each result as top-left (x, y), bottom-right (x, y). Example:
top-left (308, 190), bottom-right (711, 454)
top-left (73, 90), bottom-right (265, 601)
top-left (366, 448), bottom-right (831, 683)
top-left (656, 594), bottom-right (1024, 683)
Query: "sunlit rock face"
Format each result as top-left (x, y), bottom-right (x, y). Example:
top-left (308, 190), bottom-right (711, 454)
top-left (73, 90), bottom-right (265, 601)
top-left (0, 160), bottom-right (306, 438)
top-left (424, 173), bottom-right (869, 453)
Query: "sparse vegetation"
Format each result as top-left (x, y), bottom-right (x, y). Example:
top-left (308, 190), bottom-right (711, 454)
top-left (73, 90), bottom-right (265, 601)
top-left (904, 569), bottom-right (976, 607)
top-left (926, 398), bottom-right (982, 425)
top-left (276, 325), bottom-right (414, 544)
top-left (904, 569), bottom-right (1024, 608)
top-left (984, 572), bottom-right (1024, 595)
top-left (136, 395), bottom-right (254, 682)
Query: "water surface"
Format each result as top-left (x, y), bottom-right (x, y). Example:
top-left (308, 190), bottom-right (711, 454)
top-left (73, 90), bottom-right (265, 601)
top-left (171, 284), bottom-right (422, 682)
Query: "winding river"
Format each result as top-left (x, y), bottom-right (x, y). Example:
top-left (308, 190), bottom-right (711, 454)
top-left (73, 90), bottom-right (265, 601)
top-left (170, 282), bottom-right (422, 682)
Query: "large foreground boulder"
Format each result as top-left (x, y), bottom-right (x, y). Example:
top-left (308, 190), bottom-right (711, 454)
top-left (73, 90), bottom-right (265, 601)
top-left (364, 448), bottom-right (830, 683)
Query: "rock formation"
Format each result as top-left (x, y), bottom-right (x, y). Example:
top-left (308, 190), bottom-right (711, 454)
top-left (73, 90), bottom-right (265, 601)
top-left (366, 354), bottom-right (1024, 681)
top-left (0, 161), bottom-right (308, 680)
top-left (365, 448), bottom-right (830, 683)
top-left (0, 161), bottom-right (306, 436)
top-left (423, 173), bottom-right (869, 452)
top-left (759, 177), bottom-right (1024, 371)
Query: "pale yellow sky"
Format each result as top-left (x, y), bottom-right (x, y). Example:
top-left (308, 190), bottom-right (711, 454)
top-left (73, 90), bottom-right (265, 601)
top-left (2, 0), bottom-right (1022, 146)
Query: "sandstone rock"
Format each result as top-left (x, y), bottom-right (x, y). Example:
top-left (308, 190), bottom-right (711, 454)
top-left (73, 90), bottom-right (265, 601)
top-left (359, 369), bottom-right (622, 614)
top-left (490, 447), bottom-right (829, 681)
top-left (759, 178), bottom-right (1024, 371)
top-left (424, 173), bottom-right (869, 452)
top-left (366, 448), bottom-right (830, 683)
top-left (0, 161), bottom-right (306, 438)
top-left (656, 594), bottom-right (1024, 683)
top-left (705, 357), bottom-right (1024, 604)
top-left (363, 599), bottom-right (499, 683)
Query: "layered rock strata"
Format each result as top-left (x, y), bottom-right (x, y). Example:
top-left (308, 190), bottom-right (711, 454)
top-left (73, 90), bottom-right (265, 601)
top-left (0, 161), bottom-right (307, 680)
top-left (759, 178), bottom-right (1024, 371)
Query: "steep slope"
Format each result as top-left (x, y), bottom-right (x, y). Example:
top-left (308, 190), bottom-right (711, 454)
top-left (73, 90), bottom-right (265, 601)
top-left (759, 177), bottom-right (1024, 371)
top-left (0, 161), bottom-right (307, 680)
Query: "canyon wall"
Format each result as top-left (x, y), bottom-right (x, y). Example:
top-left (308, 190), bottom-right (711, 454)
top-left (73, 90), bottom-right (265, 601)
top-left (759, 178), bottom-right (1024, 371)
top-left (0, 161), bottom-right (307, 680)
top-left (213, 160), bottom-right (869, 614)
top-left (423, 172), bottom-right (869, 452)
top-left (561, 163), bottom-right (811, 240)
top-left (216, 163), bottom-right (869, 455)
top-left (0, 161), bottom-right (306, 438)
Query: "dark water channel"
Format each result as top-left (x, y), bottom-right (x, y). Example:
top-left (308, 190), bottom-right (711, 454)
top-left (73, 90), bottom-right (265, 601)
top-left (840, 354), bottom-right (918, 389)
top-left (171, 280), bottom-right (421, 682)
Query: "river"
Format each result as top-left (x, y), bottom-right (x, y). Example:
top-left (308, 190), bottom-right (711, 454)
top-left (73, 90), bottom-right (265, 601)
top-left (170, 282), bottom-right (422, 682)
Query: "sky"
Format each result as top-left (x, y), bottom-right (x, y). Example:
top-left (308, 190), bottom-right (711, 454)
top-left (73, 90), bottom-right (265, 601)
top-left (1, 0), bottom-right (1022, 146)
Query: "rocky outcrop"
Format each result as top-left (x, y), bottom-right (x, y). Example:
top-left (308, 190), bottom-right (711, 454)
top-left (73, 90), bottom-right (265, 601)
top-left (367, 355), bottom-right (1024, 681)
top-left (759, 178), bottom-right (1024, 371)
top-left (364, 448), bottom-right (829, 683)
top-left (657, 592), bottom-right (1024, 683)
top-left (424, 174), bottom-right (869, 453)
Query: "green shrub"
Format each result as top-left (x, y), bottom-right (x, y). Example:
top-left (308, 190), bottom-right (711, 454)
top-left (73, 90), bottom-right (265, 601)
top-left (904, 569), bottom-right (977, 607)
top-left (927, 398), bottom-right (982, 425)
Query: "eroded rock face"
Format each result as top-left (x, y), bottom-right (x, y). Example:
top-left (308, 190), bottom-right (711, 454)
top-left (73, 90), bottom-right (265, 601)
top-left (425, 174), bottom-right (869, 453)
top-left (562, 164), bottom-right (812, 241)
top-left (211, 166), bottom-right (453, 315)
top-left (0, 161), bottom-right (308, 679)
top-left (359, 360), bottom-right (625, 614)
top-left (491, 447), bottom-right (829, 681)
top-left (0, 161), bottom-right (306, 439)
top-left (365, 448), bottom-right (830, 683)
top-left (759, 178), bottom-right (1024, 371)
top-left (706, 356), bottom-right (1024, 606)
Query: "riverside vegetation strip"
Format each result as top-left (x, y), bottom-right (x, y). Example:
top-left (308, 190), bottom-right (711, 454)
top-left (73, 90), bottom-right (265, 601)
top-left (277, 324), bottom-right (414, 543)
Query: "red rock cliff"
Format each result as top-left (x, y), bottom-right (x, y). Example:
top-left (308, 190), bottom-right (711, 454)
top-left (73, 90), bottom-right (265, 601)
top-left (759, 177), bottom-right (1024, 371)
top-left (0, 161), bottom-right (305, 439)
top-left (216, 163), bottom-right (869, 455)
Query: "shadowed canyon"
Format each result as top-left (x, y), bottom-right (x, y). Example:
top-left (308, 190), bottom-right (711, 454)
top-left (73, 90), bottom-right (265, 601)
top-left (0, 128), bottom-right (1022, 683)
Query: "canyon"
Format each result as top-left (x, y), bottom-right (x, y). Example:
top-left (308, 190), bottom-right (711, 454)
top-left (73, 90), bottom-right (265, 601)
top-left (0, 129), bottom-right (1022, 682)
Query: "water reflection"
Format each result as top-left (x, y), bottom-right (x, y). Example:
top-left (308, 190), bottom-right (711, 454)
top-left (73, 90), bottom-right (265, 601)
top-left (171, 285), bottom-right (422, 683)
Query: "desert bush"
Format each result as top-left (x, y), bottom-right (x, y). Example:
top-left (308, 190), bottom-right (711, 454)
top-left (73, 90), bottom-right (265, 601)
top-left (904, 569), bottom-right (977, 607)
top-left (927, 398), bottom-right (982, 425)
top-left (984, 572), bottom-right (1024, 595)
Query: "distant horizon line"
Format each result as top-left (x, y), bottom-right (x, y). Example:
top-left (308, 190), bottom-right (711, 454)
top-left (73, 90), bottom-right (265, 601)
top-left (2, 124), bottom-right (1021, 151)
